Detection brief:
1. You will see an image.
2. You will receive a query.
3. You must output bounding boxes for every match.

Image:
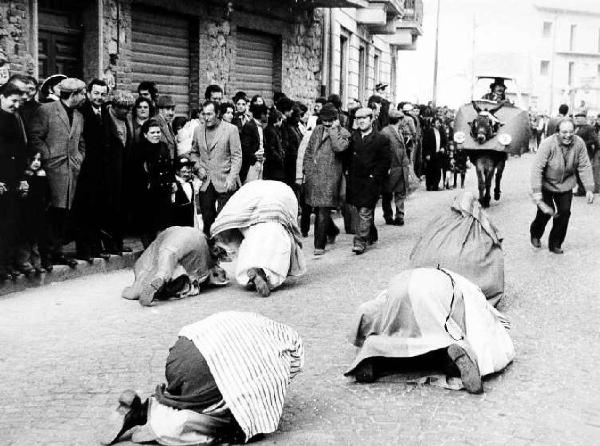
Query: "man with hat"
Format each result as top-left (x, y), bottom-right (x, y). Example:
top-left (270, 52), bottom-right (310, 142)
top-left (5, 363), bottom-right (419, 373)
top-left (346, 107), bottom-right (391, 255)
top-left (30, 77), bottom-right (87, 267)
top-left (380, 109), bottom-right (411, 226)
top-left (155, 95), bottom-right (177, 158)
top-left (39, 74), bottom-right (67, 103)
top-left (302, 102), bottom-right (350, 255)
top-left (574, 109), bottom-right (600, 195)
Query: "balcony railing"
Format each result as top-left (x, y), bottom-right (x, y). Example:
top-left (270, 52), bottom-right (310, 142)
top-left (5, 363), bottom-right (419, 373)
top-left (398, 0), bottom-right (423, 34)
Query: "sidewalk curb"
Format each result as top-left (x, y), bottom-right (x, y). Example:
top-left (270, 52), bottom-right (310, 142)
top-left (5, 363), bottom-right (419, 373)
top-left (0, 251), bottom-right (141, 297)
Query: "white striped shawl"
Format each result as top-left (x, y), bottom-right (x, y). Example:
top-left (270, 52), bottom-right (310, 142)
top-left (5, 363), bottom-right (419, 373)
top-left (178, 312), bottom-right (304, 442)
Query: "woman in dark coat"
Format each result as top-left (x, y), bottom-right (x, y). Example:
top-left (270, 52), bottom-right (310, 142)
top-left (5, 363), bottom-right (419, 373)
top-left (263, 109), bottom-right (286, 182)
top-left (281, 106), bottom-right (304, 192)
top-left (137, 119), bottom-right (175, 247)
top-left (0, 83), bottom-right (30, 280)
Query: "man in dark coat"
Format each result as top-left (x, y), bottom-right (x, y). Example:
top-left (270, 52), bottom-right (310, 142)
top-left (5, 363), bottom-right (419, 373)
top-left (72, 79), bottom-right (110, 262)
top-left (302, 103), bottom-right (350, 255)
top-left (346, 107), bottom-right (391, 255)
top-left (103, 90), bottom-right (135, 254)
top-left (380, 109), bottom-right (411, 226)
top-left (574, 110), bottom-right (600, 194)
top-left (422, 117), bottom-right (447, 191)
top-left (29, 77), bottom-right (87, 267)
top-left (240, 103), bottom-right (268, 183)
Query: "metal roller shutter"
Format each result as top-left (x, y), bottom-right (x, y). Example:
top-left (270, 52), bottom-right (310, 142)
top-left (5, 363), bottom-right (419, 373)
top-left (131, 9), bottom-right (190, 114)
top-left (235, 29), bottom-right (277, 103)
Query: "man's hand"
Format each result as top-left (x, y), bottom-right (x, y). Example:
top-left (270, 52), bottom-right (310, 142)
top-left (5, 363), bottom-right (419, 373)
top-left (0, 182), bottom-right (7, 195)
top-left (19, 180), bottom-right (29, 192)
top-left (586, 190), bottom-right (594, 204)
top-left (536, 200), bottom-right (555, 216)
top-left (225, 177), bottom-right (237, 192)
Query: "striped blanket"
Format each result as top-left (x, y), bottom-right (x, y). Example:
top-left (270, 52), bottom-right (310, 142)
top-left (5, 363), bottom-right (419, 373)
top-left (179, 311), bottom-right (304, 442)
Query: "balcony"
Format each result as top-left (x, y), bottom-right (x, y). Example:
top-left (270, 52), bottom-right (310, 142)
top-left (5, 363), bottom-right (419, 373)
top-left (357, 0), bottom-right (405, 34)
top-left (397, 0), bottom-right (423, 35)
top-left (281, 0), bottom-right (369, 7)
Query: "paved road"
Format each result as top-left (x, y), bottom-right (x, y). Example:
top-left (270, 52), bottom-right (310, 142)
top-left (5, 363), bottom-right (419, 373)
top-left (1, 153), bottom-right (599, 446)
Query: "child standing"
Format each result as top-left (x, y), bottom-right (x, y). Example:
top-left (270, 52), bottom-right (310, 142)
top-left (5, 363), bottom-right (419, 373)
top-left (17, 151), bottom-right (52, 275)
top-left (453, 145), bottom-right (468, 189)
top-left (171, 157), bottom-right (201, 228)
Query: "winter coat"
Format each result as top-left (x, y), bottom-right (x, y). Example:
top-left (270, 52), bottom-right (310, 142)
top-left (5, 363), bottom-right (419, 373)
top-left (281, 120), bottom-right (303, 186)
top-left (380, 125), bottom-right (410, 195)
top-left (263, 125), bottom-right (286, 182)
top-left (303, 125), bottom-right (350, 207)
top-left (346, 130), bottom-right (391, 208)
top-left (29, 101), bottom-right (85, 209)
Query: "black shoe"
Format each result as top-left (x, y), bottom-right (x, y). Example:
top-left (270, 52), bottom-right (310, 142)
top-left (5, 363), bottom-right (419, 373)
top-left (100, 390), bottom-right (147, 445)
top-left (95, 251), bottom-right (111, 261)
top-left (9, 268), bottom-right (24, 279)
top-left (549, 246), bottom-right (564, 254)
top-left (326, 234), bottom-right (337, 244)
top-left (574, 190), bottom-right (586, 197)
top-left (77, 253), bottom-right (94, 264)
top-left (530, 236), bottom-right (541, 248)
top-left (384, 218), bottom-right (394, 225)
top-left (19, 263), bottom-right (36, 276)
top-left (352, 245), bottom-right (365, 255)
top-left (393, 217), bottom-right (404, 226)
top-left (447, 344), bottom-right (483, 394)
top-left (54, 255), bottom-right (78, 268)
top-left (41, 259), bottom-right (53, 272)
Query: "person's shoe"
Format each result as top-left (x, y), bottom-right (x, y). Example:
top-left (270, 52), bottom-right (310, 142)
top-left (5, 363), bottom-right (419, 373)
top-left (139, 277), bottom-right (165, 306)
top-left (248, 267), bottom-right (270, 297)
top-left (121, 246), bottom-right (133, 253)
top-left (9, 268), bottom-right (24, 279)
top-left (354, 359), bottom-right (377, 383)
top-left (574, 190), bottom-right (586, 197)
top-left (0, 271), bottom-right (12, 281)
top-left (19, 263), bottom-right (36, 277)
top-left (447, 343), bottom-right (483, 394)
top-left (352, 245), bottom-right (365, 255)
top-left (53, 255), bottom-right (78, 268)
top-left (100, 390), bottom-right (146, 445)
top-left (41, 258), bottom-right (53, 272)
top-left (96, 251), bottom-right (111, 261)
top-left (384, 217), bottom-right (394, 225)
top-left (313, 248), bottom-right (325, 256)
top-left (77, 253), bottom-right (94, 264)
top-left (494, 189), bottom-right (501, 201)
top-left (549, 246), bottom-right (564, 254)
top-left (530, 236), bottom-right (541, 248)
top-left (393, 217), bottom-right (404, 226)
top-left (34, 266), bottom-right (46, 275)
top-left (326, 234), bottom-right (337, 244)
top-left (301, 232), bottom-right (308, 238)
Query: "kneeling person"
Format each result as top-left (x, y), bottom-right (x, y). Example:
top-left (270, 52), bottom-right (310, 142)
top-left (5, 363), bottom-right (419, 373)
top-left (122, 226), bottom-right (228, 306)
top-left (101, 311), bottom-right (304, 445)
top-left (211, 180), bottom-right (306, 297)
top-left (345, 267), bottom-right (515, 393)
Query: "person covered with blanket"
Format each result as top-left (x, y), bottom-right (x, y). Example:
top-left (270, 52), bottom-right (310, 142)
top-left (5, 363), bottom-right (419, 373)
top-left (211, 180), bottom-right (306, 297)
top-left (122, 226), bottom-right (228, 306)
top-left (101, 311), bottom-right (304, 445)
top-left (345, 267), bottom-right (515, 394)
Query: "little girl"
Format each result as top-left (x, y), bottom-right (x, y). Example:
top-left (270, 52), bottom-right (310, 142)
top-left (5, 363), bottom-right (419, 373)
top-left (17, 151), bottom-right (52, 274)
top-left (452, 145), bottom-right (468, 189)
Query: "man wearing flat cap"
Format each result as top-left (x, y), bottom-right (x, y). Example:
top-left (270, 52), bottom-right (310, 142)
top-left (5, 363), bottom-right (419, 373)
top-left (30, 77), bottom-right (87, 267)
top-left (346, 107), bottom-right (391, 255)
top-left (156, 95), bottom-right (177, 159)
top-left (302, 103), bottom-right (350, 255)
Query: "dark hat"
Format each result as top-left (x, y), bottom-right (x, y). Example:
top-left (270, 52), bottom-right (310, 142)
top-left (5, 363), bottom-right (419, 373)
top-left (490, 77), bottom-right (506, 88)
top-left (40, 74), bottom-right (67, 94)
top-left (175, 157), bottom-right (194, 169)
top-left (375, 82), bottom-right (388, 91)
top-left (157, 95), bottom-right (175, 108)
top-left (319, 103), bottom-right (338, 121)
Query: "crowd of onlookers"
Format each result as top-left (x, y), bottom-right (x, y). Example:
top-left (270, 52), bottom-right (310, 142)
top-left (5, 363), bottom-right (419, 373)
top-left (0, 66), bottom-right (469, 280)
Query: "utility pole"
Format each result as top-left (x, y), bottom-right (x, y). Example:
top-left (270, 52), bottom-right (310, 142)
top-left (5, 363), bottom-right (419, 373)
top-left (432, 0), bottom-right (441, 106)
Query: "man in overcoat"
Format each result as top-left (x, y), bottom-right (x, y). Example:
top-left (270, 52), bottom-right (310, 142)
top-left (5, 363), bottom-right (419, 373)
top-left (380, 109), bottom-right (411, 226)
top-left (422, 117), bottom-right (447, 191)
top-left (72, 79), bottom-right (110, 262)
top-left (190, 100), bottom-right (242, 236)
top-left (302, 103), bottom-right (350, 255)
top-left (346, 107), bottom-right (391, 255)
top-left (155, 95), bottom-right (177, 159)
top-left (29, 77), bottom-right (86, 267)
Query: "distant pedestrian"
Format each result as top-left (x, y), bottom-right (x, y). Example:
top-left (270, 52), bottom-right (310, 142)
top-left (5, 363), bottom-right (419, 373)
top-left (530, 119), bottom-right (594, 254)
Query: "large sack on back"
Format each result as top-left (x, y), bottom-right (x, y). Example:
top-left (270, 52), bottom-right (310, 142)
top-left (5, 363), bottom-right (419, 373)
top-left (409, 191), bottom-right (504, 305)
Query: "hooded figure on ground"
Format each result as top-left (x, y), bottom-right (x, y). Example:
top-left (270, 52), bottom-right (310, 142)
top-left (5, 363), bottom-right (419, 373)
top-left (210, 180), bottom-right (306, 297)
top-left (101, 311), bottom-right (304, 445)
top-left (122, 226), bottom-right (228, 306)
top-left (345, 267), bottom-right (515, 394)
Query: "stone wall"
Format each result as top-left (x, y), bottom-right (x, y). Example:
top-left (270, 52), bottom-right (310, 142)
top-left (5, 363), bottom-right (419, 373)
top-left (103, 0), bottom-right (132, 92)
top-left (0, 0), bottom-right (34, 75)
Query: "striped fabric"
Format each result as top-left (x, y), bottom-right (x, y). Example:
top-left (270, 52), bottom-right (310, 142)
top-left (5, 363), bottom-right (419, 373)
top-left (179, 312), bottom-right (304, 442)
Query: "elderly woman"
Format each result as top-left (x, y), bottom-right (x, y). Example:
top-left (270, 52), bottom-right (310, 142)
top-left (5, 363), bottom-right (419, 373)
top-left (530, 118), bottom-right (594, 254)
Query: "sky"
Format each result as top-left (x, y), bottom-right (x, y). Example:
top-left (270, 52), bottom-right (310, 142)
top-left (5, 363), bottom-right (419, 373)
top-left (395, 0), bottom-right (539, 108)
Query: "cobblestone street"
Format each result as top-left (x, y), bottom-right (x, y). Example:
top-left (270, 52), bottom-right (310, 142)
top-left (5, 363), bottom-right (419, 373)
top-left (1, 153), bottom-right (599, 446)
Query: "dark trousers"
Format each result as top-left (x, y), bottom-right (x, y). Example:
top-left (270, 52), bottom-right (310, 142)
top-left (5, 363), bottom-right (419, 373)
top-left (353, 206), bottom-right (377, 249)
top-left (199, 182), bottom-right (233, 236)
top-left (48, 207), bottom-right (71, 257)
top-left (314, 207), bottom-right (340, 249)
top-left (299, 186), bottom-right (313, 236)
top-left (0, 193), bottom-right (18, 273)
top-left (425, 154), bottom-right (442, 190)
top-left (382, 191), bottom-right (405, 221)
top-left (530, 190), bottom-right (572, 249)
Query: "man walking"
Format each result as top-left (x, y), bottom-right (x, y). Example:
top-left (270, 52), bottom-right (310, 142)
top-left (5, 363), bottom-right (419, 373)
top-left (302, 103), bottom-right (350, 255)
top-left (346, 107), bottom-right (391, 255)
top-left (190, 101), bottom-right (242, 235)
top-left (380, 109), bottom-right (411, 226)
top-left (29, 78), bottom-right (87, 267)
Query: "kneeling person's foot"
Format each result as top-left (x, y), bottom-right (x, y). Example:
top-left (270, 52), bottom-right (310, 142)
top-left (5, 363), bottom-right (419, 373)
top-left (447, 344), bottom-right (483, 394)
top-left (248, 267), bottom-right (270, 297)
top-left (139, 277), bottom-right (165, 306)
top-left (100, 390), bottom-right (147, 445)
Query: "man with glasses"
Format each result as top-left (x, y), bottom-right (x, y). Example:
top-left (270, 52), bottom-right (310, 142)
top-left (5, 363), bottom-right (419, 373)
top-left (190, 100), bottom-right (242, 235)
top-left (346, 107), bottom-right (391, 255)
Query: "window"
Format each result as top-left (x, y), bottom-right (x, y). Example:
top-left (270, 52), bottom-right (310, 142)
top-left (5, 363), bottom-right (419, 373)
top-left (568, 62), bottom-right (575, 85)
top-left (542, 21), bottom-right (552, 38)
top-left (339, 34), bottom-right (348, 106)
top-left (373, 51), bottom-right (381, 86)
top-left (358, 45), bottom-right (366, 103)
top-left (540, 60), bottom-right (549, 76)
top-left (569, 24), bottom-right (577, 51)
